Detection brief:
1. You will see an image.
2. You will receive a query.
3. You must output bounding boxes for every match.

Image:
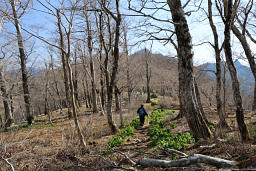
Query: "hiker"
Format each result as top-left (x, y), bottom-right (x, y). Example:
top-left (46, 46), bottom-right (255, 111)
top-left (137, 104), bottom-right (148, 126)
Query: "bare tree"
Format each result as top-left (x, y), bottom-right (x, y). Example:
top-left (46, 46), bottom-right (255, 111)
top-left (22, 0), bottom-right (88, 149)
top-left (217, 0), bottom-right (251, 141)
top-left (167, 0), bottom-right (213, 141)
top-left (207, 0), bottom-right (229, 128)
top-left (56, 7), bottom-right (72, 118)
top-left (43, 62), bottom-right (52, 124)
top-left (232, 0), bottom-right (256, 111)
top-left (83, 0), bottom-right (98, 113)
top-left (9, 0), bottom-right (33, 124)
top-left (0, 12), bottom-right (14, 128)
top-left (145, 48), bottom-right (151, 103)
top-left (96, 11), bottom-right (106, 115)
top-left (100, 0), bottom-right (122, 133)
top-left (0, 62), bottom-right (14, 128)
top-left (56, 7), bottom-right (87, 149)
top-left (73, 47), bottom-right (81, 107)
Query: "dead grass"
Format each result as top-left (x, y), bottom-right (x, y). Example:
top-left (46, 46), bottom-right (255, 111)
top-left (1, 99), bottom-right (256, 170)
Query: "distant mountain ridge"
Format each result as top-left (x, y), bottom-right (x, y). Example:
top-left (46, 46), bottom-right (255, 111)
top-left (200, 60), bottom-right (254, 92)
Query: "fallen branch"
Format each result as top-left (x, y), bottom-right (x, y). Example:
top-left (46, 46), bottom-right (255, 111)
top-left (159, 147), bottom-right (202, 168)
top-left (159, 147), bottom-right (188, 157)
top-left (139, 154), bottom-right (238, 168)
top-left (1, 157), bottom-right (15, 171)
top-left (110, 150), bottom-right (136, 166)
top-left (72, 164), bottom-right (136, 171)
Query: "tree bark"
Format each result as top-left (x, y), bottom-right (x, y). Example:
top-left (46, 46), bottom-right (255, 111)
top-left (82, 78), bottom-right (89, 108)
top-left (223, 0), bottom-right (251, 141)
top-left (56, 10), bottom-right (72, 118)
top-left (208, 0), bottom-right (229, 128)
top-left (98, 14), bottom-right (105, 115)
top-left (194, 79), bottom-right (212, 125)
top-left (139, 154), bottom-right (237, 168)
top-left (10, 0), bottom-right (33, 124)
top-left (123, 26), bottom-right (132, 104)
top-left (66, 52), bottom-right (87, 150)
top-left (115, 86), bottom-right (120, 112)
top-left (44, 64), bottom-right (52, 124)
top-left (56, 9), bottom-right (87, 150)
top-left (73, 49), bottom-right (81, 107)
top-left (232, 25), bottom-right (256, 111)
top-left (0, 65), bottom-right (14, 128)
top-left (222, 62), bottom-right (227, 116)
top-left (83, 1), bottom-right (98, 113)
top-left (50, 59), bottom-right (63, 114)
top-left (145, 48), bottom-right (151, 103)
top-left (102, 0), bottom-right (121, 134)
top-left (167, 0), bottom-right (213, 141)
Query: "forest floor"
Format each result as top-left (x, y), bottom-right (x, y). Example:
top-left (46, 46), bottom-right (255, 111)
top-left (1, 100), bottom-right (256, 170)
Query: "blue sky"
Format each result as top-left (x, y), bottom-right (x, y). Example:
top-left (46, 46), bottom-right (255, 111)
top-left (1, 0), bottom-right (255, 67)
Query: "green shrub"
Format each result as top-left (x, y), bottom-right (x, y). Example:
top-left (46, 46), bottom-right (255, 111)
top-left (103, 124), bottom-right (136, 155)
top-left (119, 126), bottom-right (135, 138)
top-left (151, 98), bottom-right (158, 104)
top-left (130, 117), bottom-right (140, 129)
top-left (107, 136), bottom-right (124, 149)
top-left (148, 108), bottom-right (194, 159)
top-left (209, 125), bottom-right (214, 130)
top-left (170, 123), bottom-right (177, 129)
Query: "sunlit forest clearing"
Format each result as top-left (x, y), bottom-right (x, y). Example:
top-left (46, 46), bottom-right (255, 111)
top-left (1, 0), bottom-right (256, 170)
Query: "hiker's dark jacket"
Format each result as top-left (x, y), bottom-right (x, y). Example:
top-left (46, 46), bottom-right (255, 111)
top-left (137, 107), bottom-right (148, 116)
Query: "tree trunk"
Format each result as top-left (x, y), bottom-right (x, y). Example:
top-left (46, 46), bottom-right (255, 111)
top-left (56, 9), bottom-right (87, 150)
top-left (171, 85), bottom-right (184, 121)
top-left (145, 48), bottom-right (151, 103)
top-left (66, 54), bottom-right (87, 150)
top-left (115, 86), bottom-right (120, 111)
top-left (232, 25), bottom-right (256, 111)
top-left (56, 10), bottom-right (72, 118)
top-left (10, 0), bottom-right (33, 124)
top-left (81, 58), bottom-right (92, 109)
top-left (99, 43), bottom-right (105, 116)
top-left (223, 63), bottom-right (227, 116)
top-left (44, 64), bottom-right (52, 124)
top-left (9, 84), bottom-right (14, 115)
top-left (167, 0), bottom-right (213, 141)
top-left (102, 0), bottom-right (121, 134)
top-left (0, 65), bottom-right (13, 128)
top-left (208, 0), bottom-right (229, 128)
top-left (97, 12), bottom-right (106, 116)
top-left (123, 26), bottom-right (132, 104)
top-left (82, 79), bottom-right (89, 108)
top-left (194, 79), bottom-right (212, 125)
top-left (223, 0), bottom-right (251, 141)
top-left (100, 71), bottom-right (105, 115)
top-left (83, 2), bottom-right (98, 113)
top-left (73, 49), bottom-right (81, 107)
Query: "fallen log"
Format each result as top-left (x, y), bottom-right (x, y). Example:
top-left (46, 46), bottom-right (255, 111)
top-left (138, 154), bottom-right (238, 168)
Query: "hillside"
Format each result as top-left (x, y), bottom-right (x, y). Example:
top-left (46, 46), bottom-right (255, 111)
top-left (1, 97), bottom-right (256, 170)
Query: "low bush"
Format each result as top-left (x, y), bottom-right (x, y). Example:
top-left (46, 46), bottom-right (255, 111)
top-left (130, 117), bottom-right (140, 129)
top-left (148, 108), bottom-right (194, 158)
top-left (107, 136), bottom-right (125, 149)
top-left (119, 125), bottom-right (135, 138)
top-left (103, 123), bottom-right (136, 154)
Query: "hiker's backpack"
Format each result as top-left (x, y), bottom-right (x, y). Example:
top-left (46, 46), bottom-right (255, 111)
top-left (138, 108), bottom-right (144, 117)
